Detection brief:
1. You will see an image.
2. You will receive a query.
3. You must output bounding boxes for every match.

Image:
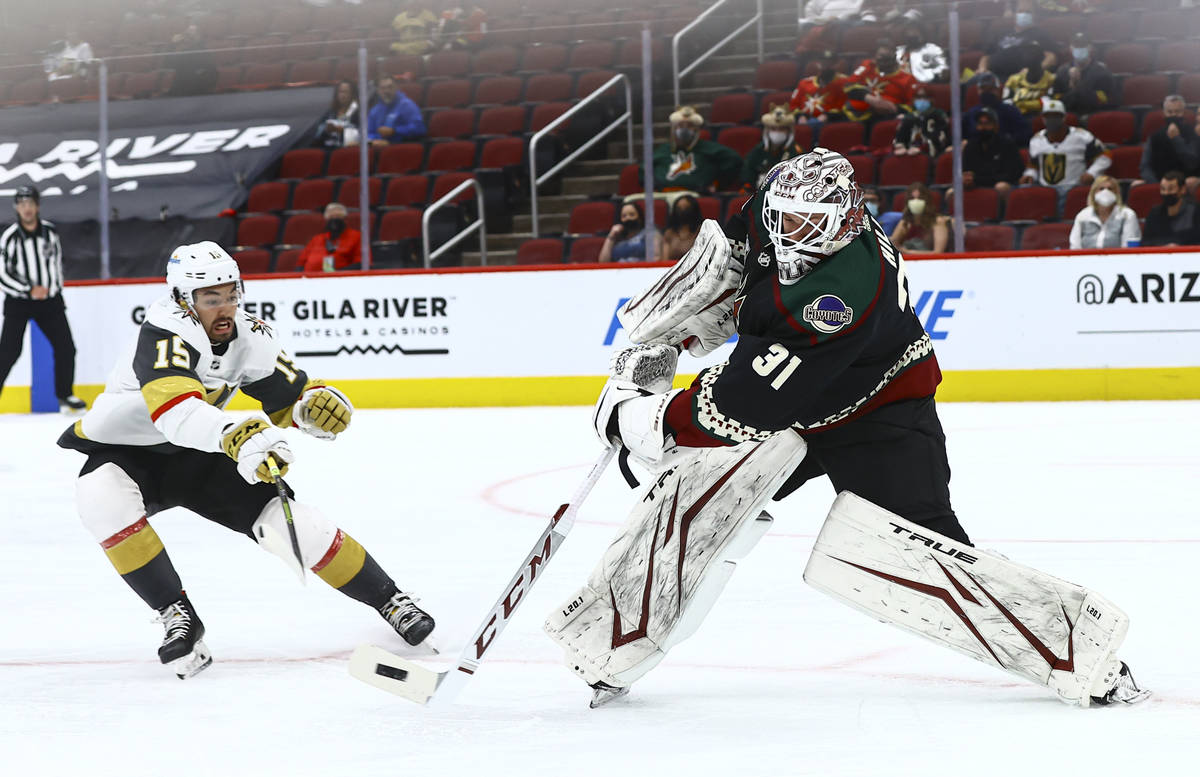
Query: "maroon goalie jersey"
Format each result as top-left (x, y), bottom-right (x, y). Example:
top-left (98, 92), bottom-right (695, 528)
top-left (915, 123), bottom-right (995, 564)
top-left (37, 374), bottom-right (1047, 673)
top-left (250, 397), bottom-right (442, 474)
top-left (664, 192), bottom-right (942, 447)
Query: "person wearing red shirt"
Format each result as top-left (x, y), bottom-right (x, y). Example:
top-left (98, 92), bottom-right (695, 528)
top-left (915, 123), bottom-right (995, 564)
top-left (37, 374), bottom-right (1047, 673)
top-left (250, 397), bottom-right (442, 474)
top-left (842, 41), bottom-right (917, 122)
top-left (788, 56), bottom-right (847, 122)
top-left (300, 203), bottom-right (363, 274)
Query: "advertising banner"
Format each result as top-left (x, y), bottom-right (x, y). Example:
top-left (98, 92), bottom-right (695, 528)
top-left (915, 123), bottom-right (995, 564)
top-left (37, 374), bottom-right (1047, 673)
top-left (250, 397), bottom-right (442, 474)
top-left (0, 88), bottom-right (326, 222)
top-left (3, 250), bottom-right (1198, 412)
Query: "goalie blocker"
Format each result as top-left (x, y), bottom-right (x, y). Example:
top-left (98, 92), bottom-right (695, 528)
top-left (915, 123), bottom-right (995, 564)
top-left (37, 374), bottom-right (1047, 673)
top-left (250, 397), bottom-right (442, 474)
top-left (805, 491), bottom-right (1149, 707)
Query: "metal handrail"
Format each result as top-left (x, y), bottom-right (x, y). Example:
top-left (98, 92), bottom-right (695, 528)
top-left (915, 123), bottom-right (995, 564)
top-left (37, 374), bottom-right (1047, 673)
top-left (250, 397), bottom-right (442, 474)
top-left (422, 178), bottom-right (487, 268)
top-left (672, 0), bottom-right (764, 108)
top-left (528, 73), bottom-right (634, 238)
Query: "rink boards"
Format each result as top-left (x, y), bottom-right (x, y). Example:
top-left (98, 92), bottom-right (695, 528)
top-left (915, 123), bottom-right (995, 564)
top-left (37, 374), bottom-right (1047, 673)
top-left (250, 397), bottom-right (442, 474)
top-left (1, 248), bottom-right (1198, 411)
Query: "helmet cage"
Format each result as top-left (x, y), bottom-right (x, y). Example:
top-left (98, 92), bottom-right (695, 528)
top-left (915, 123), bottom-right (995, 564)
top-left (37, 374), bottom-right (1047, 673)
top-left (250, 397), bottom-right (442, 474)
top-left (762, 149), bottom-right (867, 283)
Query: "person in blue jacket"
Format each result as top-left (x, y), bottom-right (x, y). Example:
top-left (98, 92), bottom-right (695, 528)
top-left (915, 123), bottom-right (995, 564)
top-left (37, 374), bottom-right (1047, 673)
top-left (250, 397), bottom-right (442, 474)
top-left (367, 76), bottom-right (425, 146)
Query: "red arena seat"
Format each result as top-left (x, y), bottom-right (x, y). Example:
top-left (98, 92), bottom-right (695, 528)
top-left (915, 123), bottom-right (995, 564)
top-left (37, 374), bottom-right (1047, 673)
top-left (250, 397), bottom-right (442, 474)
top-left (963, 224), bottom-right (1016, 252)
top-left (567, 201), bottom-right (617, 235)
top-left (515, 238), bottom-right (565, 264)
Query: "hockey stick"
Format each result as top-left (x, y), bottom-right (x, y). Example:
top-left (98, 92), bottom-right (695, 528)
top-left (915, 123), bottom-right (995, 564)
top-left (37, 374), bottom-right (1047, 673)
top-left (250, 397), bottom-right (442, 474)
top-left (349, 445), bottom-right (618, 706)
top-left (254, 454), bottom-right (307, 585)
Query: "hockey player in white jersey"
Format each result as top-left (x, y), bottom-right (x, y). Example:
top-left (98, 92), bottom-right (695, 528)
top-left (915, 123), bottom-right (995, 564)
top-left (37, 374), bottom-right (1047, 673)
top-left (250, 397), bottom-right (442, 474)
top-left (57, 242), bottom-right (434, 679)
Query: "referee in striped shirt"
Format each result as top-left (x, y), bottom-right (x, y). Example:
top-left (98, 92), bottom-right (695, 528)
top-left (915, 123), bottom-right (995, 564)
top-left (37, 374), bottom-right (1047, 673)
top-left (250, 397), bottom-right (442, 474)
top-left (0, 186), bottom-right (85, 412)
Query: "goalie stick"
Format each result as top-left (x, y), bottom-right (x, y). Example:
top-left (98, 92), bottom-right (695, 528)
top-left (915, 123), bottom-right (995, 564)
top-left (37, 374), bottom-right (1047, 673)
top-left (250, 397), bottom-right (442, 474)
top-left (349, 446), bottom-right (618, 705)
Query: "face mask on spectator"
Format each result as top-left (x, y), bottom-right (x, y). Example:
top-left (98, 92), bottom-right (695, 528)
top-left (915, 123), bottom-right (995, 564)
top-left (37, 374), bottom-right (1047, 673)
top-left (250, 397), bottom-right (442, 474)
top-left (1072, 47), bottom-right (1089, 62)
top-left (980, 91), bottom-right (1000, 107)
top-left (976, 126), bottom-right (995, 140)
top-left (621, 217), bottom-right (643, 232)
top-left (766, 129), bottom-right (790, 146)
top-left (1094, 189), bottom-right (1117, 207)
top-left (865, 201), bottom-right (880, 217)
top-left (1015, 12), bottom-right (1033, 28)
top-left (674, 127), bottom-right (697, 147)
top-left (1166, 116), bottom-right (1186, 128)
top-left (1043, 115), bottom-right (1065, 131)
top-left (877, 55), bottom-right (897, 72)
top-left (907, 198), bottom-right (926, 215)
top-left (914, 98), bottom-right (931, 113)
top-left (1163, 193), bottom-right (1180, 207)
top-left (327, 218), bottom-right (346, 236)
top-left (820, 66), bottom-right (837, 83)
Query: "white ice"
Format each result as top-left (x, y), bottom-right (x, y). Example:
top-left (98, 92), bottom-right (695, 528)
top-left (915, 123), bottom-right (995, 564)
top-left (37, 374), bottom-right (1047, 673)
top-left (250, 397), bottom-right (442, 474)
top-left (2, 401), bottom-right (1197, 777)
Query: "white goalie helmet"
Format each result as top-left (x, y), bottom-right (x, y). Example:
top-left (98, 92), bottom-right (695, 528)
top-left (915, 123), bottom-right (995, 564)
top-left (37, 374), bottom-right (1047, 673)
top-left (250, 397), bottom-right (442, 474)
top-left (166, 241), bottom-right (243, 308)
top-left (763, 148), bottom-right (868, 284)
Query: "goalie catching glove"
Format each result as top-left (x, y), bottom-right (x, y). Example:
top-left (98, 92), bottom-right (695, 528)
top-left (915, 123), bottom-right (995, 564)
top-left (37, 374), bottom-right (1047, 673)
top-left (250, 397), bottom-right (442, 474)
top-left (222, 417), bottom-right (294, 484)
top-left (292, 383), bottom-right (354, 440)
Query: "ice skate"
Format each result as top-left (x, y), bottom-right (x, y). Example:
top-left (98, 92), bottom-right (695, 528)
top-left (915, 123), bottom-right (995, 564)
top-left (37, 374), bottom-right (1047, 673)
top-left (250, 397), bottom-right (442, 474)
top-left (1090, 662), bottom-right (1151, 706)
top-left (379, 592), bottom-right (435, 646)
top-left (156, 592), bottom-right (212, 679)
top-left (58, 395), bottom-right (86, 415)
top-left (588, 681), bottom-right (630, 708)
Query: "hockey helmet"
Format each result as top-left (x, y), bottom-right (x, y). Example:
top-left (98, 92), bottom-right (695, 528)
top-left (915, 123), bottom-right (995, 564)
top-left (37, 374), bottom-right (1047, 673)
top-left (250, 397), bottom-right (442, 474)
top-left (166, 241), bottom-right (243, 309)
top-left (763, 148), bottom-right (867, 284)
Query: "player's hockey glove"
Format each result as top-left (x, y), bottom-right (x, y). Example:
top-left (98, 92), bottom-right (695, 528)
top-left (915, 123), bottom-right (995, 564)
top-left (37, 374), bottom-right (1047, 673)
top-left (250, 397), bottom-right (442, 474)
top-left (222, 417), bottom-right (295, 484)
top-left (293, 383), bottom-right (353, 440)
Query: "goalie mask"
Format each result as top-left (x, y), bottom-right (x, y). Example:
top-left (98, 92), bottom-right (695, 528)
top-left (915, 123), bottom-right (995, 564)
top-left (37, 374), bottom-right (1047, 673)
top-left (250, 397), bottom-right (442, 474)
top-left (763, 149), bottom-right (867, 284)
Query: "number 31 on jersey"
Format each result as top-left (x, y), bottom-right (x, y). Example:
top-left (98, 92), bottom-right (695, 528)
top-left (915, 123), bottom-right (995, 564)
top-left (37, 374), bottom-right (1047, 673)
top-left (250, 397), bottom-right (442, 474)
top-left (753, 343), bottom-right (802, 390)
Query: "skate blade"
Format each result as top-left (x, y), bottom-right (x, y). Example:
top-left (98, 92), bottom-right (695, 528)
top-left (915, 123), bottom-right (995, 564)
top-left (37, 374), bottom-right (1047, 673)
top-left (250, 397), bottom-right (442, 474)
top-left (589, 685), bottom-right (630, 709)
top-left (168, 640), bottom-right (213, 680)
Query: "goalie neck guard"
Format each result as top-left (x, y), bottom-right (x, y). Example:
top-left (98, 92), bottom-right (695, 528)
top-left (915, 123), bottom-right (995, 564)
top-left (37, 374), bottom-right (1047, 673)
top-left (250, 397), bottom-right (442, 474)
top-left (166, 241), bottom-right (243, 310)
top-left (763, 148), bottom-right (867, 285)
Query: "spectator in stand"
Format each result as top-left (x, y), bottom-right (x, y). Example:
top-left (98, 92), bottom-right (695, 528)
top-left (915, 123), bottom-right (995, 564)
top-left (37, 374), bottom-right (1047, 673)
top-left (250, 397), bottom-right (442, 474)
top-left (893, 85), bottom-right (950, 156)
top-left (963, 72), bottom-right (1031, 146)
top-left (390, 4), bottom-right (438, 55)
top-left (1143, 171), bottom-right (1200, 247)
top-left (434, 6), bottom-right (488, 50)
top-left (889, 181), bottom-right (950, 255)
top-left (1138, 96), bottom-right (1200, 190)
top-left (1069, 175), bottom-right (1141, 249)
top-left (960, 107), bottom-right (1025, 199)
top-left (1004, 58), bottom-right (1055, 116)
top-left (314, 82), bottom-right (360, 148)
top-left (795, 1), bottom-right (864, 54)
top-left (314, 81), bottom-right (360, 149)
top-left (862, 185), bottom-right (902, 234)
top-left (1022, 98), bottom-right (1109, 200)
top-left (167, 23), bottom-right (217, 96)
top-left (599, 202), bottom-right (661, 263)
top-left (367, 77), bottom-right (425, 147)
top-left (299, 203), bottom-right (363, 273)
top-left (788, 53), bottom-right (847, 124)
top-left (842, 39), bottom-right (918, 121)
top-left (650, 106), bottom-right (742, 194)
top-left (896, 20), bottom-right (947, 84)
top-left (662, 195), bottom-right (704, 263)
top-left (741, 105), bottom-right (806, 191)
top-left (976, 0), bottom-right (1058, 83)
top-left (1053, 33), bottom-right (1115, 116)
top-left (46, 25), bottom-right (93, 82)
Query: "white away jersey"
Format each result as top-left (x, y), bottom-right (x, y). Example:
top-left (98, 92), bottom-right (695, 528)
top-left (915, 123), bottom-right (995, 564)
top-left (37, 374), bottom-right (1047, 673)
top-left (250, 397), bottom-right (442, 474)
top-left (1027, 126), bottom-right (1110, 187)
top-left (68, 297), bottom-right (309, 453)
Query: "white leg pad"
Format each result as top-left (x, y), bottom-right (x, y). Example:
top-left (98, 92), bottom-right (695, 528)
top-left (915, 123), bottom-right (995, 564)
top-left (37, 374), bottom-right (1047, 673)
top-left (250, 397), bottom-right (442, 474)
top-left (545, 432), bottom-right (805, 688)
top-left (804, 491), bottom-right (1132, 707)
top-left (76, 463), bottom-right (148, 541)
top-left (251, 498), bottom-right (338, 571)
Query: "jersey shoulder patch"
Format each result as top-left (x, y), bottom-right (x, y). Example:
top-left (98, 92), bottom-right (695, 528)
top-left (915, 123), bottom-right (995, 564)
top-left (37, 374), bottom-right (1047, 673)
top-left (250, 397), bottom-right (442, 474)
top-left (775, 228), bottom-right (884, 342)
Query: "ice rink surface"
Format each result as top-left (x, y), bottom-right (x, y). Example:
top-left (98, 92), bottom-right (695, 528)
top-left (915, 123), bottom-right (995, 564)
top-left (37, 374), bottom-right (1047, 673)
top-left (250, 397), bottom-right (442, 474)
top-left (2, 401), bottom-right (1198, 777)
